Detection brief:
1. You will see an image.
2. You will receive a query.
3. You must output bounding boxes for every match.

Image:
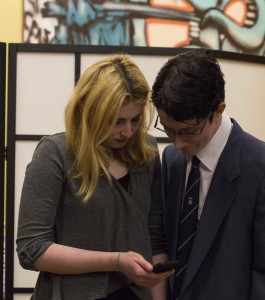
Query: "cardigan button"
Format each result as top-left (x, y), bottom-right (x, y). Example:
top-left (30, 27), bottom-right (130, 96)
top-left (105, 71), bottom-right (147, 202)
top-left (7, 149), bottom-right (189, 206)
top-left (20, 252), bottom-right (27, 260)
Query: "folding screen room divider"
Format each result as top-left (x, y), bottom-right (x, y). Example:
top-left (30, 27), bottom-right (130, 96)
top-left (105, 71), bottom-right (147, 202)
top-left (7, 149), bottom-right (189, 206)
top-left (4, 43), bottom-right (265, 300)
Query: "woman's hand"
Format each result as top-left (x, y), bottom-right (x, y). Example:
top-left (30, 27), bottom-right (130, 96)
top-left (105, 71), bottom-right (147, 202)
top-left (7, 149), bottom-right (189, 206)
top-left (117, 251), bottom-right (174, 288)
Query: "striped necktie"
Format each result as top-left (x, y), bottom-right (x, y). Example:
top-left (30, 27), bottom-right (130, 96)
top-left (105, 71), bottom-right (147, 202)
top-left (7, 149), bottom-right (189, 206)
top-left (174, 156), bottom-right (200, 299)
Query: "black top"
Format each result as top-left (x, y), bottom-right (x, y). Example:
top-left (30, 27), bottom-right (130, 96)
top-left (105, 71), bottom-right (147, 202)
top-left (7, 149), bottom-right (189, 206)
top-left (118, 173), bottom-right (130, 191)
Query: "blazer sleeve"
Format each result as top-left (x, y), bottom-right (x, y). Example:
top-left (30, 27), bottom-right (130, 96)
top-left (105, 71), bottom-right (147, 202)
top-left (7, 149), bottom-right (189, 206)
top-left (251, 178), bottom-right (265, 299)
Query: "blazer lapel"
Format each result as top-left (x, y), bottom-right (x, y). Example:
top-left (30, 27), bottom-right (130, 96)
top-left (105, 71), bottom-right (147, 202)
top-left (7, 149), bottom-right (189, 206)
top-left (167, 158), bottom-right (186, 250)
top-left (180, 119), bottom-right (244, 294)
top-left (163, 146), bottom-right (186, 292)
top-left (164, 147), bottom-right (186, 257)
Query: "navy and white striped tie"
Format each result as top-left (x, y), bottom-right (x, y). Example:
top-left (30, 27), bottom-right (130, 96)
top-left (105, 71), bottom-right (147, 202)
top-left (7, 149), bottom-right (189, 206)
top-left (174, 156), bottom-right (200, 299)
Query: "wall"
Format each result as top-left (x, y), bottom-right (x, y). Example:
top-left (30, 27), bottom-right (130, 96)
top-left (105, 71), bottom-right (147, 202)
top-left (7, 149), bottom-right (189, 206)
top-left (0, 0), bottom-right (23, 42)
top-left (0, 2), bottom-right (265, 140)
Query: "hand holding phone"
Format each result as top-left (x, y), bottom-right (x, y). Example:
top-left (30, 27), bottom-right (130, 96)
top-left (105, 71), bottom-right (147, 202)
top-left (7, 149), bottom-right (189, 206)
top-left (153, 260), bottom-right (179, 273)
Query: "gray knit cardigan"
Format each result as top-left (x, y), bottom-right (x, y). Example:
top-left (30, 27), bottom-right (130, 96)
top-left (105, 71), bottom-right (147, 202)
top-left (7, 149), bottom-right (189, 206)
top-left (16, 133), bottom-right (167, 300)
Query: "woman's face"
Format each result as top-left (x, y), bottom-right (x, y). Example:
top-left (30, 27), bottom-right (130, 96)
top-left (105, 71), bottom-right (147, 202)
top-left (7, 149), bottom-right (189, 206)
top-left (105, 102), bottom-right (145, 150)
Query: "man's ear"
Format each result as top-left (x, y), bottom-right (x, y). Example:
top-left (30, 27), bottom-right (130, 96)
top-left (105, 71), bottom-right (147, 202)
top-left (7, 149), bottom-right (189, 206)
top-left (215, 101), bottom-right (226, 114)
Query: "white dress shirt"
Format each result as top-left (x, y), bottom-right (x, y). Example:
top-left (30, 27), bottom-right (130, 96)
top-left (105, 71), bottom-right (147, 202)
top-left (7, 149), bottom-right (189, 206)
top-left (185, 112), bottom-right (233, 220)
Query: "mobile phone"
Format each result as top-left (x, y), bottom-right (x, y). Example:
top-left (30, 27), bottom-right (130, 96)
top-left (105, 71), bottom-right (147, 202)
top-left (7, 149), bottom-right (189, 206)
top-left (153, 260), bottom-right (179, 273)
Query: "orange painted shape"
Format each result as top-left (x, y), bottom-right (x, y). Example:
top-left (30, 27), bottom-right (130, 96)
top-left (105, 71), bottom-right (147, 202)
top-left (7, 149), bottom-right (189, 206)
top-left (145, 18), bottom-right (190, 47)
top-left (224, 0), bottom-right (247, 26)
top-left (150, 0), bottom-right (194, 12)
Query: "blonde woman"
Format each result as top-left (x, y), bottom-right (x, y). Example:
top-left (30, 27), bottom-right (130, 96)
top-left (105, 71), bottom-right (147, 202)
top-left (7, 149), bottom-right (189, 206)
top-left (16, 54), bottom-right (172, 300)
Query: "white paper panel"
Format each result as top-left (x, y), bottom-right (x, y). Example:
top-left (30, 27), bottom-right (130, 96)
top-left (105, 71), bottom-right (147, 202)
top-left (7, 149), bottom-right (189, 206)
top-left (80, 53), bottom-right (106, 74)
top-left (14, 141), bottom-right (39, 287)
top-left (16, 53), bottom-right (75, 135)
top-left (219, 59), bottom-right (265, 140)
top-left (14, 294), bottom-right (32, 300)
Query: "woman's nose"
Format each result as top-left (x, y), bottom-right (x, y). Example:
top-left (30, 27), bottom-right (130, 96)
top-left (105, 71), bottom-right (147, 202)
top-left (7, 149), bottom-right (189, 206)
top-left (121, 123), bottom-right (133, 138)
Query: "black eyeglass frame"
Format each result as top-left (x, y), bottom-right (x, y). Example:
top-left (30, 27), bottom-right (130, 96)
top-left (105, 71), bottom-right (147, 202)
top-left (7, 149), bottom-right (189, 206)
top-left (154, 111), bottom-right (213, 138)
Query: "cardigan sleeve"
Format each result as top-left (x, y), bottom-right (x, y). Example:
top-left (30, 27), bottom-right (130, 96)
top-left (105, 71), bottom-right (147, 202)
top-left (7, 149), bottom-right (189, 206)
top-left (147, 137), bottom-right (168, 256)
top-left (16, 135), bottom-right (66, 270)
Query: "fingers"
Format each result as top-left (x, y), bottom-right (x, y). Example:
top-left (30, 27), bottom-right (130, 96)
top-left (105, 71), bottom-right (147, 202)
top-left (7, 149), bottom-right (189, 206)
top-left (133, 269), bottom-right (174, 288)
top-left (118, 251), bottom-right (174, 288)
top-left (138, 270), bottom-right (174, 288)
top-left (134, 253), bottom-right (153, 273)
top-left (119, 251), bottom-right (152, 271)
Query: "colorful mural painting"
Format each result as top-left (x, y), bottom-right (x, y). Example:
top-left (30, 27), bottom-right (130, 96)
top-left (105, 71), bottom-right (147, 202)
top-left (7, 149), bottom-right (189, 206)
top-left (24, 0), bottom-right (265, 56)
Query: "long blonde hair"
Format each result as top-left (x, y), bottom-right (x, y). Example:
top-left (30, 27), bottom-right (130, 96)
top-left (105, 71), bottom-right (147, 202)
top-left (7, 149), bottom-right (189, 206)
top-left (65, 53), bottom-right (156, 202)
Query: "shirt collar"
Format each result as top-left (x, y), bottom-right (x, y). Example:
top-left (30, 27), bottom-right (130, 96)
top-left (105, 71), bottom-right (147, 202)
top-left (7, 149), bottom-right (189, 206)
top-left (197, 112), bottom-right (232, 171)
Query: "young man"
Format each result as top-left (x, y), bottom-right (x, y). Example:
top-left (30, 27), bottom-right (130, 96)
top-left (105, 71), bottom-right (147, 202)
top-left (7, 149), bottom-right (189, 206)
top-left (152, 49), bottom-right (265, 300)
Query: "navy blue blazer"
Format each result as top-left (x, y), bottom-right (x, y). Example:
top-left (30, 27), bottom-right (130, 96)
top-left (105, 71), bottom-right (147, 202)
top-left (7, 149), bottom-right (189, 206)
top-left (162, 119), bottom-right (265, 300)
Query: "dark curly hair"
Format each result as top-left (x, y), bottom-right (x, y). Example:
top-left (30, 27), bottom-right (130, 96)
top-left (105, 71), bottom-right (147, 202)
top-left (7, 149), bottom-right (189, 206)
top-left (152, 48), bottom-right (225, 122)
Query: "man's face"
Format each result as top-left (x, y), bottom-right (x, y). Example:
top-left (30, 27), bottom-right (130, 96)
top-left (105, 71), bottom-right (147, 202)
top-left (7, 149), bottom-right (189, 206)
top-left (157, 109), bottom-right (222, 156)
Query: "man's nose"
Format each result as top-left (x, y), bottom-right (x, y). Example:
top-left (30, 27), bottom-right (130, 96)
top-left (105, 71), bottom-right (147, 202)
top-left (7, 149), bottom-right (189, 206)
top-left (172, 135), bottom-right (186, 149)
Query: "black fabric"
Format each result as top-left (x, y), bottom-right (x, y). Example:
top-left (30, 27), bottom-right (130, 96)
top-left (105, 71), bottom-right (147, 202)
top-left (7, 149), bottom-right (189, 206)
top-left (117, 173), bottom-right (130, 191)
top-left (99, 287), bottom-right (140, 300)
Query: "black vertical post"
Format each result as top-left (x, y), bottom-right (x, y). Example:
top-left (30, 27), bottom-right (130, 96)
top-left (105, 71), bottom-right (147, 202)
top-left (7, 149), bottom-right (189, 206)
top-left (74, 52), bottom-right (81, 85)
top-left (0, 42), bottom-right (6, 300)
top-left (5, 43), bottom-right (18, 300)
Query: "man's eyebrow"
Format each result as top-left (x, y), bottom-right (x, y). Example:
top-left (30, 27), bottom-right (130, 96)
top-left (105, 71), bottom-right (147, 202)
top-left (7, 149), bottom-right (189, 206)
top-left (161, 122), bottom-right (197, 131)
top-left (180, 124), bottom-right (201, 131)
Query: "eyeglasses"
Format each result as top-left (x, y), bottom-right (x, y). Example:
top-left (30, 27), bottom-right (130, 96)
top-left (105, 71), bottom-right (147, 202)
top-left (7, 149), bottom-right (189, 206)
top-left (154, 112), bottom-right (213, 138)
